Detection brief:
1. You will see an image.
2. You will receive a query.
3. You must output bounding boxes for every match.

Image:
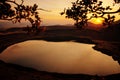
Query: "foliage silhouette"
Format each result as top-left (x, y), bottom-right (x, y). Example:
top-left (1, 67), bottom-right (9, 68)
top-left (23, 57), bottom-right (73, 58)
top-left (61, 0), bottom-right (120, 29)
top-left (0, 0), bottom-right (47, 33)
top-left (114, 0), bottom-right (120, 3)
top-left (0, 0), bottom-right (40, 24)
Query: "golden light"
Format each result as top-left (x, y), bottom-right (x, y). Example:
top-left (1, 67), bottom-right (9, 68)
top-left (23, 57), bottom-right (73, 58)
top-left (91, 18), bottom-right (104, 25)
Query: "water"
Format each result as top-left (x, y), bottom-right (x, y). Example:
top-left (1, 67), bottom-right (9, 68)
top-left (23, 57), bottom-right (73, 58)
top-left (0, 40), bottom-right (120, 76)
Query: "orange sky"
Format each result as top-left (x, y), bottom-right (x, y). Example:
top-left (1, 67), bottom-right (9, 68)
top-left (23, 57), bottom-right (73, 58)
top-left (23, 0), bottom-right (120, 25)
top-left (0, 0), bottom-right (120, 28)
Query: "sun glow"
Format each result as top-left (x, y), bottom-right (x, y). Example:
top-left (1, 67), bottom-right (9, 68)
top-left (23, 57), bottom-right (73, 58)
top-left (91, 18), bottom-right (104, 25)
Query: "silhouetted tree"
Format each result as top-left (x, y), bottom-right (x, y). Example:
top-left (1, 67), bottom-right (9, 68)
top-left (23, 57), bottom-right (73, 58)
top-left (114, 0), bottom-right (120, 3)
top-left (0, 0), bottom-right (47, 33)
top-left (61, 0), bottom-right (120, 29)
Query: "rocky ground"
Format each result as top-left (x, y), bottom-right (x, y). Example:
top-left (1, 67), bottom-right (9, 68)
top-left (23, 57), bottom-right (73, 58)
top-left (0, 24), bottom-right (120, 80)
top-left (0, 60), bottom-right (120, 80)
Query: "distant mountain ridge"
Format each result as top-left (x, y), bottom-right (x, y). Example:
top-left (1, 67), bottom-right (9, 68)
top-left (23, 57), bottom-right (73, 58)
top-left (101, 19), bottom-right (120, 32)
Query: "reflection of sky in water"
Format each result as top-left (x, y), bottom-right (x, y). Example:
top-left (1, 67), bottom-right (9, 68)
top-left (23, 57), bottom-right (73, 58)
top-left (0, 40), bottom-right (120, 76)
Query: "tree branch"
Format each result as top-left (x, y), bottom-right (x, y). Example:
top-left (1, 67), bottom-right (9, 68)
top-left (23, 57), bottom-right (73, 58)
top-left (7, 0), bottom-right (24, 6)
top-left (7, 0), bottom-right (19, 6)
top-left (37, 8), bottom-right (51, 12)
top-left (20, 0), bottom-right (24, 5)
top-left (103, 8), bottom-right (120, 14)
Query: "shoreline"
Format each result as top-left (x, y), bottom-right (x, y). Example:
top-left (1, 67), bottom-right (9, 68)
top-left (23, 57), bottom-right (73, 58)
top-left (0, 27), bottom-right (120, 79)
top-left (0, 30), bottom-right (120, 63)
top-left (0, 60), bottom-right (120, 80)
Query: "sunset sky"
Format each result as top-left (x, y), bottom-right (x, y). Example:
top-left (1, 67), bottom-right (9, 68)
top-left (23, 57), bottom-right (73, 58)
top-left (0, 0), bottom-right (120, 28)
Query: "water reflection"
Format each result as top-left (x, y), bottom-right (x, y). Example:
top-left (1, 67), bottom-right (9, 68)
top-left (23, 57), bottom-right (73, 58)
top-left (0, 40), bottom-right (120, 76)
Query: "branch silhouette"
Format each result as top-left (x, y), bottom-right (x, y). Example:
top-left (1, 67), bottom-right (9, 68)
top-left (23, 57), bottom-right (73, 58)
top-left (61, 0), bottom-right (120, 29)
top-left (0, 0), bottom-right (50, 34)
top-left (0, 0), bottom-right (40, 23)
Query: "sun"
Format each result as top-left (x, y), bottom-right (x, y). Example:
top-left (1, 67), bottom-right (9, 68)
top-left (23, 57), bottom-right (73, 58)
top-left (91, 18), bottom-right (104, 25)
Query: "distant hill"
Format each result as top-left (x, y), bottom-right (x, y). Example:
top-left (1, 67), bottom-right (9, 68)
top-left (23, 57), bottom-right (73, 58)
top-left (99, 20), bottom-right (120, 41)
top-left (113, 20), bottom-right (120, 25)
top-left (46, 25), bottom-right (75, 30)
top-left (101, 20), bottom-right (120, 33)
top-left (84, 22), bottom-right (106, 30)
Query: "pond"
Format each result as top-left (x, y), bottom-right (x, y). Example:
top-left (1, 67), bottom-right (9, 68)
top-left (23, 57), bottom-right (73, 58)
top-left (0, 40), bottom-right (120, 76)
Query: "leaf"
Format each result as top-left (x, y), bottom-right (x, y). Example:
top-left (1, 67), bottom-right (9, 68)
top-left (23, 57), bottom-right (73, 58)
top-left (60, 12), bottom-right (64, 15)
top-left (93, 0), bottom-right (97, 3)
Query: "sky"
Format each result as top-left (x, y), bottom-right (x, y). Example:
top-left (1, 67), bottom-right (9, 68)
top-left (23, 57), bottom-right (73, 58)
top-left (0, 0), bottom-right (120, 29)
top-left (23, 0), bottom-right (75, 26)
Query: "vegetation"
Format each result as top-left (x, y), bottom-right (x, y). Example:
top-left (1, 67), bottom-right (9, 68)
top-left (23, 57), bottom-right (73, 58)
top-left (61, 0), bottom-right (120, 29)
top-left (0, 0), bottom-right (41, 24)
top-left (0, 0), bottom-right (46, 33)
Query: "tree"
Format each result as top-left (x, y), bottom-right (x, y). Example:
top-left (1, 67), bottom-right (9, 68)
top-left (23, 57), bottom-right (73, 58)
top-left (114, 0), bottom-right (120, 3)
top-left (0, 0), bottom-right (46, 33)
top-left (61, 0), bottom-right (120, 29)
